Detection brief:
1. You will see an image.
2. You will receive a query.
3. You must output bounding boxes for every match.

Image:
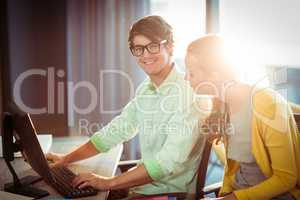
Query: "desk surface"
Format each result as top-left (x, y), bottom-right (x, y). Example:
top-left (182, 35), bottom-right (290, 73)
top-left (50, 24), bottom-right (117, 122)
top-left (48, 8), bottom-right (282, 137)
top-left (0, 136), bottom-right (123, 200)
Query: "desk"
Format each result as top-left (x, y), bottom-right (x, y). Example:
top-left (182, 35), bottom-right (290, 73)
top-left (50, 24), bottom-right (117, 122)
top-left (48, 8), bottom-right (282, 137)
top-left (0, 136), bottom-right (123, 200)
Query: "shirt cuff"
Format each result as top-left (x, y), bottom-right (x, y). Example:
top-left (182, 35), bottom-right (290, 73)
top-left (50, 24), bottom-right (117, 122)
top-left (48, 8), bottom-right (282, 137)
top-left (233, 190), bottom-right (248, 200)
top-left (90, 132), bottom-right (110, 153)
top-left (143, 159), bottom-right (165, 181)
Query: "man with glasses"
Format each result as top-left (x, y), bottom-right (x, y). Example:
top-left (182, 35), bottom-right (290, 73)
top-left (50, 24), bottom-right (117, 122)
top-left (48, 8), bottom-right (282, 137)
top-left (46, 15), bottom-right (206, 199)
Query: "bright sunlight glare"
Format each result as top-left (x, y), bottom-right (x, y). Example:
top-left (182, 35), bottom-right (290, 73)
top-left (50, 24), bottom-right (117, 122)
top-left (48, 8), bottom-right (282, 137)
top-left (222, 37), bottom-right (270, 86)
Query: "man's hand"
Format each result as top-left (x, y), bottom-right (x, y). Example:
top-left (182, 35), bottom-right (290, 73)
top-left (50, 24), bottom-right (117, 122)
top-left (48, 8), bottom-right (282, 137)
top-left (45, 141), bottom-right (100, 168)
top-left (45, 152), bottom-right (68, 167)
top-left (72, 172), bottom-right (112, 190)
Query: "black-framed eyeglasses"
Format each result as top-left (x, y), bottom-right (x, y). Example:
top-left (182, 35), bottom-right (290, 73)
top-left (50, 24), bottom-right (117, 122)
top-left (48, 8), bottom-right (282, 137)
top-left (130, 40), bottom-right (167, 57)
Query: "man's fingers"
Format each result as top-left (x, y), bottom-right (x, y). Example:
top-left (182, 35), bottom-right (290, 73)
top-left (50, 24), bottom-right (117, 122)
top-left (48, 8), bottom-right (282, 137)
top-left (45, 152), bottom-right (66, 167)
top-left (45, 152), bottom-right (55, 161)
top-left (78, 181), bottom-right (90, 189)
top-left (72, 173), bottom-right (90, 187)
top-left (48, 162), bottom-right (61, 168)
top-left (72, 176), bottom-right (85, 187)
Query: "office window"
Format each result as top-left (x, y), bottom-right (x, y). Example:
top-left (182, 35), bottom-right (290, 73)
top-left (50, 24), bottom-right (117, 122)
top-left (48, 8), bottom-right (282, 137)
top-left (220, 0), bottom-right (300, 86)
top-left (150, 0), bottom-right (205, 70)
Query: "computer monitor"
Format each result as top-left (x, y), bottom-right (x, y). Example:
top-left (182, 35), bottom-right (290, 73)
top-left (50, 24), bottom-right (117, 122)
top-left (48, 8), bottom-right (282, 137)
top-left (10, 106), bottom-right (53, 182)
top-left (2, 104), bottom-right (51, 197)
top-left (3, 103), bottom-right (98, 198)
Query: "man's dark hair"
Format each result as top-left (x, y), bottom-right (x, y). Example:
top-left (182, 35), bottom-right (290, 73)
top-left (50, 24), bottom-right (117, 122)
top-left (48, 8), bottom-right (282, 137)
top-left (128, 15), bottom-right (174, 47)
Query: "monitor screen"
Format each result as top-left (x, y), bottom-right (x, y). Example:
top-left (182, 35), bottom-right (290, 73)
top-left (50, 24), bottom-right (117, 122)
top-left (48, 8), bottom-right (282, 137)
top-left (9, 105), bottom-right (53, 183)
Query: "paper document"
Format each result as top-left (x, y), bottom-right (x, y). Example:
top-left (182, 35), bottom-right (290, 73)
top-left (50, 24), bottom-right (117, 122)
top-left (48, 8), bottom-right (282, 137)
top-left (0, 134), bottom-right (52, 157)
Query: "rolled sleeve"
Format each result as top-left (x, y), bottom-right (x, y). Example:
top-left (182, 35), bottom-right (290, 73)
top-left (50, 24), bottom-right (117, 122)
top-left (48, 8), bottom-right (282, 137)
top-left (90, 132), bottom-right (110, 152)
top-left (143, 159), bottom-right (165, 181)
top-left (233, 191), bottom-right (248, 200)
top-left (89, 100), bottom-right (139, 153)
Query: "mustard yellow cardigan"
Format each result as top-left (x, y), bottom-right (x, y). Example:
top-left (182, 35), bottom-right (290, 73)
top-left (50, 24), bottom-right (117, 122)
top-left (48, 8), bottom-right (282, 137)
top-left (214, 89), bottom-right (300, 200)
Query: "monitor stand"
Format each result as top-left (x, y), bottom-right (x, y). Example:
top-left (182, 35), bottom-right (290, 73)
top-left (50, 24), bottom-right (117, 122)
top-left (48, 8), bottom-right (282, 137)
top-left (4, 159), bottom-right (49, 198)
top-left (2, 113), bottom-right (49, 199)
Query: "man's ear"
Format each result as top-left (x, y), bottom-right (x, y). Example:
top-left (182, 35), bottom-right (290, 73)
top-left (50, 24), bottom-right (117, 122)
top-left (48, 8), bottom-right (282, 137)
top-left (166, 42), bottom-right (174, 56)
top-left (211, 71), bottom-right (220, 81)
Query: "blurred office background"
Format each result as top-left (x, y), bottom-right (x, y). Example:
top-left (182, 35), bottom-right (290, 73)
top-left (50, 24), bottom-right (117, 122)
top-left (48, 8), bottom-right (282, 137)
top-left (1, 0), bottom-right (300, 186)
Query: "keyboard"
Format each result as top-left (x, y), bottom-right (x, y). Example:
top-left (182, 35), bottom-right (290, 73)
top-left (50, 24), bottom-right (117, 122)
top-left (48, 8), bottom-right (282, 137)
top-left (49, 166), bottom-right (98, 198)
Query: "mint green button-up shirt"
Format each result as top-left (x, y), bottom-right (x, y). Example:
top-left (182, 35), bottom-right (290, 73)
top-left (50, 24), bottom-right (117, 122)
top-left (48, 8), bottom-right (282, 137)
top-left (90, 66), bottom-right (207, 195)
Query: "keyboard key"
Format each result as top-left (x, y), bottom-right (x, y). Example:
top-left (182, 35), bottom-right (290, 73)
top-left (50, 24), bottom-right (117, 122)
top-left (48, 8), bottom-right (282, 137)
top-left (49, 166), bottom-right (98, 198)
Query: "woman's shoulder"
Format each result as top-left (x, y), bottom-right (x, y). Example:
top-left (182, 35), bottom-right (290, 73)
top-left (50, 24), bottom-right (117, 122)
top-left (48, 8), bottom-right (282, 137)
top-left (251, 87), bottom-right (278, 105)
top-left (251, 87), bottom-right (291, 126)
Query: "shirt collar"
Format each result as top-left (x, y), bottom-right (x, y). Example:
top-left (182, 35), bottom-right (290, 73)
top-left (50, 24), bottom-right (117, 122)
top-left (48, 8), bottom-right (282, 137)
top-left (146, 63), bottom-right (179, 95)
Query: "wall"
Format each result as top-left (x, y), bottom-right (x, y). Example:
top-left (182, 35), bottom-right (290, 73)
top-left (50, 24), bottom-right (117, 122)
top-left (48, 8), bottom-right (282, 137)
top-left (220, 0), bottom-right (300, 65)
top-left (5, 0), bottom-right (68, 136)
top-left (220, 0), bottom-right (300, 103)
